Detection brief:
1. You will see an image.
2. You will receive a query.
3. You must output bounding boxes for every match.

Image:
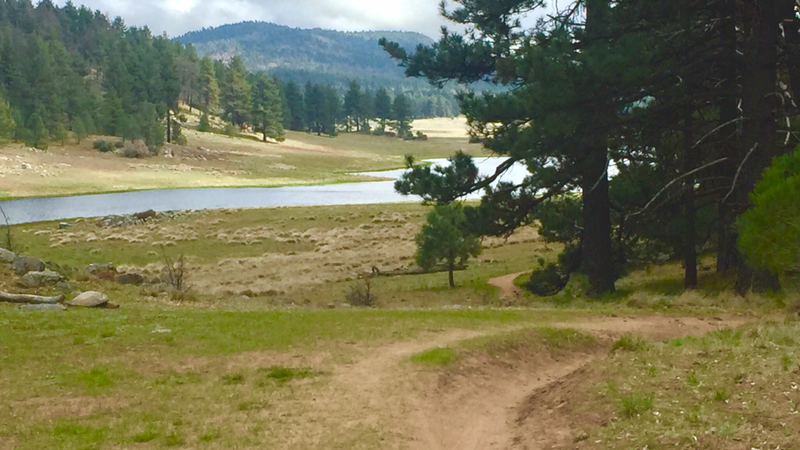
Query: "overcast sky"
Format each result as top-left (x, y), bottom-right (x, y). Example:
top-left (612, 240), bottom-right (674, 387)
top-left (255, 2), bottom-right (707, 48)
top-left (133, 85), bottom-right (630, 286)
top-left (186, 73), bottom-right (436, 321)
top-left (52, 0), bottom-right (466, 38)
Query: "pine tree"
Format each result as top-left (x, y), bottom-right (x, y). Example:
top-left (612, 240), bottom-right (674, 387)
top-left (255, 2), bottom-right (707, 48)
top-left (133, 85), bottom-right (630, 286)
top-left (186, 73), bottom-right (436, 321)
top-left (26, 112), bottom-right (48, 150)
top-left (283, 81), bottom-right (305, 131)
top-left (251, 73), bottom-right (285, 142)
top-left (0, 96), bottom-right (15, 144)
top-left (391, 92), bottom-right (412, 137)
top-left (221, 56), bottom-right (251, 128)
top-left (197, 113), bottom-right (211, 132)
top-left (198, 56), bottom-right (219, 113)
top-left (71, 116), bottom-right (86, 144)
top-left (374, 88), bottom-right (392, 133)
top-left (415, 203), bottom-right (481, 288)
top-left (343, 80), bottom-right (362, 132)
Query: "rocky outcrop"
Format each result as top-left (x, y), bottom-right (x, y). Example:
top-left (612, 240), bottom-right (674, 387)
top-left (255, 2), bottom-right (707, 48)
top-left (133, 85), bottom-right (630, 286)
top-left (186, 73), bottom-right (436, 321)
top-left (19, 269), bottom-right (63, 288)
top-left (0, 248), bottom-right (16, 264)
top-left (13, 256), bottom-right (45, 275)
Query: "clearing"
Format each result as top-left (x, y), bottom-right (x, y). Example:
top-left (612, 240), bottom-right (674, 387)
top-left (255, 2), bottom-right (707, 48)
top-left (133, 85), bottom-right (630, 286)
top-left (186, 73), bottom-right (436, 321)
top-left (0, 116), bottom-right (481, 198)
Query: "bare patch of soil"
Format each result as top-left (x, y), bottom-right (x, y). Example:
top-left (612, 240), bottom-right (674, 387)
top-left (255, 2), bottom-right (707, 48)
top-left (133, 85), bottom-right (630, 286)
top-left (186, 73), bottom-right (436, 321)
top-left (10, 396), bottom-right (130, 420)
top-left (310, 315), bottom-right (745, 450)
top-left (489, 272), bottom-right (526, 301)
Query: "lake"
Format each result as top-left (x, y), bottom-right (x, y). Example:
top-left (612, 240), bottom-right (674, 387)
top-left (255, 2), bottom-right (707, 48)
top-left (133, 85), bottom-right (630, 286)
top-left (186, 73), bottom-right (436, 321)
top-left (0, 157), bottom-right (529, 224)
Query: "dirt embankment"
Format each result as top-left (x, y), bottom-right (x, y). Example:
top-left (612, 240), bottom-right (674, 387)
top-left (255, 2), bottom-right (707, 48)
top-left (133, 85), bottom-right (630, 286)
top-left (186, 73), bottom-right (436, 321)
top-left (322, 315), bottom-right (745, 450)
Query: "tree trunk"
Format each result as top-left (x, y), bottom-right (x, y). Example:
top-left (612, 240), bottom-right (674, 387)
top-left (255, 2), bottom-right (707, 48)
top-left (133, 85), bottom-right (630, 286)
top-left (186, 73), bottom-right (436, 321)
top-left (717, 0), bottom-right (740, 273)
top-left (0, 291), bottom-right (64, 304)
top-left (448, 259), bottom-right (455, 288)
top-left (166, 110), bottom-right (172, 144)
top-left (734, 0), bottom-right (782, 294)
top-left (683, 113), bottom-right (698, 289)
top-left (582, 145), bottom-right (616, 296)
top-left (780, 0), bottom-right (800, 104)
top-left (580, 0), bottom-right (616, 297)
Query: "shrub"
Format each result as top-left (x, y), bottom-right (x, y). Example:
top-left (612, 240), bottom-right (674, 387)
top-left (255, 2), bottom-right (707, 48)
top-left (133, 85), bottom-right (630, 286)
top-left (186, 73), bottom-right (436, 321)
top-left (620, 394), bottom-right (653, 418)
top-left (119, 142), bottom-right (150, 159)
top-left (197, 113), bottom-right (211, 132)
top-left (223, 122), bottom-right (238, 137)
top-left (738, 147), bottom-right (800, 278)
top-left (610, 333), bottom-right (649, 353)
top-left (174, 134), bottom-right (187, 146)
top-left (345, 278), bottom-right (376, 307)
top-left (114, 140), bottom-right (124, 148)
top-left (92, 139), bottom-right (112, 153)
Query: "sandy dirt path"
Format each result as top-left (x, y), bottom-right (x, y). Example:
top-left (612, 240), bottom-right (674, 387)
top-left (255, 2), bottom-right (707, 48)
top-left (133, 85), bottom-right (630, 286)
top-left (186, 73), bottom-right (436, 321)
top-left (318, 314), bottom-right (746, 450)
top-left (489, 272), bottom-right (527, 300)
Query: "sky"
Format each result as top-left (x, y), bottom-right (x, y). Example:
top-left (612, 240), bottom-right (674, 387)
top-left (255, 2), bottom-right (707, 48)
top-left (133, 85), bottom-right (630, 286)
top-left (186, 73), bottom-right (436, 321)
top-left (53, 0), bottom-right (461, 38)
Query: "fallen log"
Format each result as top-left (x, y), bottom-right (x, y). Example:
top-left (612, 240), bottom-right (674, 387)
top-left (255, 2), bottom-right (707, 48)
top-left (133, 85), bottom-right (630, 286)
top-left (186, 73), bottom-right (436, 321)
top-left (0, 291), bottom-right (65, 304)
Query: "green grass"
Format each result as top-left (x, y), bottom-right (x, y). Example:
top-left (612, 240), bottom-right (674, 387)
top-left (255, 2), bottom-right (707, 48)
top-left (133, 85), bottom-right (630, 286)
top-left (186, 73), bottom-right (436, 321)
top-left (411, 347), bottom-right (459, 366)
top-left (547, 319), bottom-right (800, 448)
top-left (259, 366), bottom-right (316, 385)
top-left (610, 333), bottom-right (650, 353)
top-left (620, 394), bottom-right (654, 418)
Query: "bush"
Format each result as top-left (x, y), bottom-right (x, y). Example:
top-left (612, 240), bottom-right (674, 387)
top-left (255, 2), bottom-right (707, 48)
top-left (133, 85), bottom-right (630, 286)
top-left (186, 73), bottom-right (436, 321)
top-left (119, 141), bottom-right (150, 158)
top-left (223, 122), bottom-right (238, 137)
top-left (197, 113), bottom-right (211, 132)
top-left (738, 147), bottom-right (800, 278)
top-left (92, 139), bottom-right (112, 153)
top-left (114, 140), bottom-right (124, 149)
top-left (345, 278), bottom-right (376, 307)
top-left (174, 134), bottom-right (187, 146)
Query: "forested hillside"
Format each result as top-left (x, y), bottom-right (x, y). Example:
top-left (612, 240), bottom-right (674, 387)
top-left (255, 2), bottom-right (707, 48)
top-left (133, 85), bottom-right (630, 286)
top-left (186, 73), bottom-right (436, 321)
top-left (0, 0), bottom-right (447, 150)
top-left (0, 0), bottom-right (198, 149)
top-left (177, 21), bottom-right (461, 117)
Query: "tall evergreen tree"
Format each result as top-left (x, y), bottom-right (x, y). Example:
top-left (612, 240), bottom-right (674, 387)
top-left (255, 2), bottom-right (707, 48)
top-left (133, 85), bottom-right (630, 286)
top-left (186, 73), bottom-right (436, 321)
top-left (374, 88), bottom-right (392, 133)
top-left (0, 95), bottom-right (14, 143)
top-left (220, 56), bottom-right (251, 127)
top-left (198, 55), bottom-right (219, 113)
top-left (391, 92), bottom-right (412, 137)
top-left (283, 80), bottom-right (305, 131)
top-left (343, 79), bottom-right (362, 132)
top-left (251, 73), bottom-right (285, 142)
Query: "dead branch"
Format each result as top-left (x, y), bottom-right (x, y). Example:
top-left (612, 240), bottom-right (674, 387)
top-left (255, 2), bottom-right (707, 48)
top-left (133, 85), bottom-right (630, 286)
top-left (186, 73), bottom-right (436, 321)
top-left (0, 291), bottom-right (65, 304)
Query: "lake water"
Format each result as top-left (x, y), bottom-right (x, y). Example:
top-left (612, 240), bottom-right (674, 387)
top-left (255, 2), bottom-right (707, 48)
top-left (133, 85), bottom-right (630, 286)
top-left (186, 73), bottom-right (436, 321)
top-left (0, 157), bottom-right (529, 224)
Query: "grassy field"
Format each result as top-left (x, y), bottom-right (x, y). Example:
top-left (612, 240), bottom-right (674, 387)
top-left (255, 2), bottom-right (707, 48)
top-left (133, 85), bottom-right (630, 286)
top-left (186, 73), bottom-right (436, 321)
top-left (1, 200), bottom-right (797, 449)
top-left (0, 115), bottom-right (483, 199)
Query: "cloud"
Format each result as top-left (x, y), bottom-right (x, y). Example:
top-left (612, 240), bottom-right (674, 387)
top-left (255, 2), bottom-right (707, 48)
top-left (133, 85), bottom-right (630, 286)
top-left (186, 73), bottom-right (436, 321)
top-left (54, 0), bottom-right (452, 38)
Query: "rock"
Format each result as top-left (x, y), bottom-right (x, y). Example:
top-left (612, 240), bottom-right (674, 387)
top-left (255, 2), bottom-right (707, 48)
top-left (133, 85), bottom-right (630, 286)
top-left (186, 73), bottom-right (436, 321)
top-left (116, 273), bottom-right (144, 285)
top-left (19, 304), bottom-right (66, 312)
top-left (133, 209), bottom-right (157, 222)
top-left (58, 222), bottom-right (70, 230)
top-left (87, 262), bottom-right (115, 274)
top-left (20, 269), bottom-right (63, 288)
top-left (56, 281), bottom-right (73, 293)
top-left (13, 256), bottom-right (45, 275)
top-left (66, 291), bottom-right (109, 308)
top-left (0, 248), bottom-right (16, 264)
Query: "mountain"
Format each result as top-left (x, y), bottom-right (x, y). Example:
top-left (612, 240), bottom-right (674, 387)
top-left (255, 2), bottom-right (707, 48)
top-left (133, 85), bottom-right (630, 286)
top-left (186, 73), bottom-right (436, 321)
top-left (177, 21), bottom-right (460, 117)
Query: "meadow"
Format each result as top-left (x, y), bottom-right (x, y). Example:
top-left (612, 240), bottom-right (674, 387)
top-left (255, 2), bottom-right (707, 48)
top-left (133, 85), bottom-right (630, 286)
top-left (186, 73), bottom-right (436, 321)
top-left (0, 115), bottom-right (483, 199)
top-left (0, 118), bottom-right (796, 450)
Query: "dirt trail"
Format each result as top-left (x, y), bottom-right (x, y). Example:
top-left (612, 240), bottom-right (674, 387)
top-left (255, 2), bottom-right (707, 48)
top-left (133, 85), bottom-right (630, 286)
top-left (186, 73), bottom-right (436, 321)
top-left (489, 272), bottom-right (527, 300)
top-left (322, 314), bottom-right (746, 450)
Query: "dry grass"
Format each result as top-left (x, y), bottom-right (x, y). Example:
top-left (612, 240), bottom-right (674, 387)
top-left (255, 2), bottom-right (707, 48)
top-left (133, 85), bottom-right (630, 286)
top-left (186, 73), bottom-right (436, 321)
top-left (16, 203), bottom-right (545, 307)
top-left (0, 112), bottom-right (484, 198)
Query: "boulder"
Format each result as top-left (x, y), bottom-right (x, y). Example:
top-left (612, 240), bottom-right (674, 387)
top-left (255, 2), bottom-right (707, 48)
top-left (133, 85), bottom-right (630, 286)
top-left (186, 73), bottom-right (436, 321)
top-left (20, 269), bottom-right (63, 288)
top-left (13, 256), bottom-right (45, 275)
top-left (0, 248), bottom-right (16, 264)
top-left (116, 273), bottom-right (144, 285)
top-left (66, 291), bottom-right (109, 308)
top-left (87, 262), bottom-right (116, 274)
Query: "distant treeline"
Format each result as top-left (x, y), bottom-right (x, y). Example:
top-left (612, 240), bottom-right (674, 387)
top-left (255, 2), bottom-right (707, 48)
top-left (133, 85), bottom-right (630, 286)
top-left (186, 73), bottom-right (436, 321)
top-left (0, 0), bottom-right (453, 150)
